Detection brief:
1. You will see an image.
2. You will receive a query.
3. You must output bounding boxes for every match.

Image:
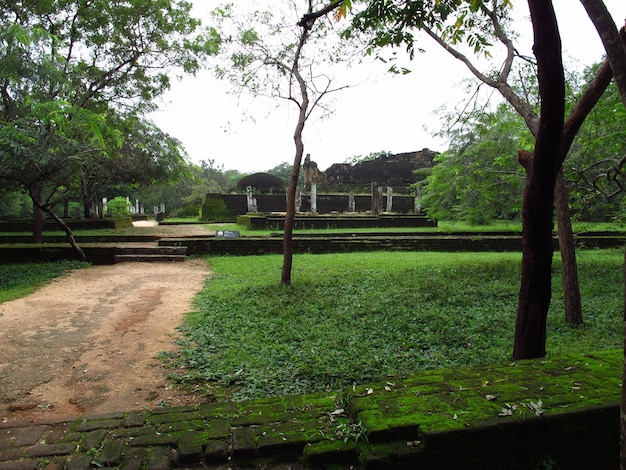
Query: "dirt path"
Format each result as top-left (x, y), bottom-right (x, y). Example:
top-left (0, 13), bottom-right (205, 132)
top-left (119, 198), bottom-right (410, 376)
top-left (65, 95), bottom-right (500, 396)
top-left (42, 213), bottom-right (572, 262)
top-left (0, 258), bottom-right (210, 424)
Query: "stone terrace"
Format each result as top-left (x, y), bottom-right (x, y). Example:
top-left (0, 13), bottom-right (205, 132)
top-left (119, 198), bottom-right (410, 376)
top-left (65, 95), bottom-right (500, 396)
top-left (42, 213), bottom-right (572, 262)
top-left (0, 349), bottom-right (620, 469)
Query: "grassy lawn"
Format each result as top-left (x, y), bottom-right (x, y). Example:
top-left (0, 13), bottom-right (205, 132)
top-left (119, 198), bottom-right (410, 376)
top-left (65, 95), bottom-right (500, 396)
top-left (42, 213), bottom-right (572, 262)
top-left (170, 249), bottom-right (624, 401)
top-left (0, 260), bottom-right (89, 303)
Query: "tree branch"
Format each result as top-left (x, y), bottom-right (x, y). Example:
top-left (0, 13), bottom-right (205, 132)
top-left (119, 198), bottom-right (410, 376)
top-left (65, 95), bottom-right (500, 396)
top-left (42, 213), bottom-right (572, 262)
top-left (297, 0), bottom-right (344, 29)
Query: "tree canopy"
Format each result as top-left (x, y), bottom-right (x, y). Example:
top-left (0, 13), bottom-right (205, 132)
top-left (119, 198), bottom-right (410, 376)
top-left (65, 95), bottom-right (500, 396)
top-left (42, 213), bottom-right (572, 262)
top-left (0, 0), bottom-right (219, 251)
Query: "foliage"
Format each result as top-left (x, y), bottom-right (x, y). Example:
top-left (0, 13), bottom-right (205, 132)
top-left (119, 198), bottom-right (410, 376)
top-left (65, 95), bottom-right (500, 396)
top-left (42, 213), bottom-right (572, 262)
top-left (200, 195), bottom-right (232, 222)
top-left (106, 197), bottom-right (131, 218)
top-left (0, 2), bottom-right (218, 220)
top-left (564, 66), bottom-right (626, 221)
top-left (347, 0), bottom-right (512, 72)
top-left (0, 188), bottom-right (32, 219)
top-left (170, 250), bottom-right (622, 401)
top-left (344, 150), bottom-right (392, 165)
top-left (236, 173), bottom-right (286, 194)
top-left (266, 162), bottom-right (304, 188)
top-left (0, 260), bottom-right (89, 303)
top-left (422, 102), bottom-right (529, 224)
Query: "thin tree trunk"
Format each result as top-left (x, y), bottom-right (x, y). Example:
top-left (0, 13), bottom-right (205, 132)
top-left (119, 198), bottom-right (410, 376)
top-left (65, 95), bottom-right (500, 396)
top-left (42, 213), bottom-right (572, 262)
top-left (623, 243), bottom-right (626, 470)
top-left (44, 207), bottom-right (86, 262)
top-left (513, 0), bottom-right (565, 360)
top-left (555, 171), bottom-right (583, 325)
top-left (281, 22), bottom-right (311, 286)
top-left (282, 152), bottom-right (303, 285)
top-left (32, 182), bottom-right (43, 243)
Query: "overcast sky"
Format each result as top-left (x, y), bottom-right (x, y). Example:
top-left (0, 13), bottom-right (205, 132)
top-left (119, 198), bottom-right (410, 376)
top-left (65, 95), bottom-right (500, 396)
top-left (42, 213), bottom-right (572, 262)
top-left (149, 1), bottom-right (626, 173)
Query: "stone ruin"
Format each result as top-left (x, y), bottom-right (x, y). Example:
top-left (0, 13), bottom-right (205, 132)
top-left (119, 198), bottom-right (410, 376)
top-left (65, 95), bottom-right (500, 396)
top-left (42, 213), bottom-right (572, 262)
top-left (317, 148), bottom-right (438, 193)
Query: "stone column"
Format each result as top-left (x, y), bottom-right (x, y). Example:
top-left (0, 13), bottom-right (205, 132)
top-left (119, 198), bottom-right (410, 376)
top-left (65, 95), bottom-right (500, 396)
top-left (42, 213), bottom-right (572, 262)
top-left (348, 190), bottom-right (355, 212)
top-left (386, 187), bottom-right (393, 213)
top-left (371, 182), bottom-right (379, 215)
top-left (246, 186), bottom-right (257, 213)
top-left (311, 183), bottom-right (317, 215)
top-left (415, 186), bottom-right (422, 214)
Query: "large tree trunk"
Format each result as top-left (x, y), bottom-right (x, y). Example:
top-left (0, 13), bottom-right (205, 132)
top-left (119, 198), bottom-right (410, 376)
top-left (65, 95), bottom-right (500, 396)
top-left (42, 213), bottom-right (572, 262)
top-left (513, 0), bottom-right (565, 360)
top-left (577, 5), bottom-right (626, 467)
top-left (554, 171), bottom-right (583, 325)
top-left (574, 8), bottom-right (626, 466)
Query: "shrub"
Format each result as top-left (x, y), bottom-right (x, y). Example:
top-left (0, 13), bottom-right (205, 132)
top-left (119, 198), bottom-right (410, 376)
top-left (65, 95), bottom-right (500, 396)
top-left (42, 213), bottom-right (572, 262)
top-left (236, 173), bottom-right (285, 194)
top-left (107, 197), bottom-right (131, 218)
top-left (200, 194), bottom-right (233, 222)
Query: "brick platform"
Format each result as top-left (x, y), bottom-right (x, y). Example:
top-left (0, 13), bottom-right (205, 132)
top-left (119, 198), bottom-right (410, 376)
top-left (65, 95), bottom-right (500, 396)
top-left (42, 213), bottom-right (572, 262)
top-left (0, 350), bottom-right (620, 469)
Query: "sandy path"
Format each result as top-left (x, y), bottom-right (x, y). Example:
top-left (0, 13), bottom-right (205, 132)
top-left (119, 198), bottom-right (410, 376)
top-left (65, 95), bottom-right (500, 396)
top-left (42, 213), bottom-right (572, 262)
top-left (0, 258), bottom-right (210, 424)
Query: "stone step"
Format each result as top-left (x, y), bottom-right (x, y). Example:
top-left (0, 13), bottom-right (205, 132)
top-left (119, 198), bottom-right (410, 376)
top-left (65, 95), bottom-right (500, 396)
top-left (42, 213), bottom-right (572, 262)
top-left (115, 246), bottom-right (187, 256)
top-left (113, 246), bottom-right (187, 263)
top-left (113, 254), bottom-right (186, 263)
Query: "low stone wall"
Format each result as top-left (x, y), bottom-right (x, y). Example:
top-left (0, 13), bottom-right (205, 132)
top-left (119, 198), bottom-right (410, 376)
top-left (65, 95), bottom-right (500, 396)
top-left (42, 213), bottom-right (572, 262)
top-left (237, 215), bottom-right (436, 230)
top-left (161, 234), bottom-right (625, 256)
top-left (2, 234), bottom-right (623, 264)
top-left (0, 350), bottom-right (619, 469)
top-left (0, 217), bottom-right (133, 232)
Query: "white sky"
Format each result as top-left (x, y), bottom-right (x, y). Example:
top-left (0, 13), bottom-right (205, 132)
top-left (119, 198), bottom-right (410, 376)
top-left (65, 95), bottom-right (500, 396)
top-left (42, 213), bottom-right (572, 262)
top-left (149, 1), bottom-right (626, 173)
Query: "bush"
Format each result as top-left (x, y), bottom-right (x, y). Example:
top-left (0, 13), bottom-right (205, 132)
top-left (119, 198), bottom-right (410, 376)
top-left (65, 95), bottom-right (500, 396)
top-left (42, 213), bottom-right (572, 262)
top-left (173, 202), bottom-right (201, 219)
top-left (107, 197), bottom-right (130, 218)
top-left (200, 194), bottom-right (233, 222)
top-left (236, 173), bottom-right (285, 194)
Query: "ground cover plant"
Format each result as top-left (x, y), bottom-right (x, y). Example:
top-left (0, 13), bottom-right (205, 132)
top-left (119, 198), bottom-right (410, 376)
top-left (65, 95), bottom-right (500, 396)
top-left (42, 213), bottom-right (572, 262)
top-left (171, 249), bottom-right (623, 401)
top-left (0, 260), bottom-right (88, 303)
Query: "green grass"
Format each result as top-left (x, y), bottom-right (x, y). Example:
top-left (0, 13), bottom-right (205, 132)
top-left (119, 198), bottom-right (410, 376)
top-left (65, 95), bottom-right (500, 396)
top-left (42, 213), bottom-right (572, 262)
top-left (171, 249), bottom-right (624, 402)
top-left (0, 260), bottom-right (89, 303)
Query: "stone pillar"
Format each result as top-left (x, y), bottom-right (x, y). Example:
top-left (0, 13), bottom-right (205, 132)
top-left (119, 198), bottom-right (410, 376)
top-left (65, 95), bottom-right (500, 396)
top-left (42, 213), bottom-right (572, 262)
top-left (246, 186), bottom-right (258, 213)
top-left (386, 187), bottom-right (393, 213)
top-left (348, 190), bottom-right (355, 212)
top-left (311, 183), bottom-right (317, 215)
top-left (415, 186), bottom-right (422, 214)
top-left (371, 182), bottom-right (379, 215)
top-left (377, 186), bottom-right (384, 215)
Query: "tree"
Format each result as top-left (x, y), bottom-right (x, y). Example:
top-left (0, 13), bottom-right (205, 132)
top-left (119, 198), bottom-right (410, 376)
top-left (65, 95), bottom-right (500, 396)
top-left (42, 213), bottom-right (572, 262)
top-left (78, 114), bottom-right (190, 218)
top-left (211, 1), bottom-right (351, 285)
top-left (566, 69), bottom-right (626, 220)
top-left (575, 2), bottom-right (626, 466)
top-left (423, 103), bottom-right (529, 224)
top-left (0, 1), bottom-right (217, 253)
top-left (348, 0), bottom-right (626, 347)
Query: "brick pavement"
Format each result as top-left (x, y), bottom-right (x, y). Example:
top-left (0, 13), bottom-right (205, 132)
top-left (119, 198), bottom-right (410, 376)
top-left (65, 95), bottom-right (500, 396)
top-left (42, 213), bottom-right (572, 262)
top-left (0, 350), bottom-right (621, 469)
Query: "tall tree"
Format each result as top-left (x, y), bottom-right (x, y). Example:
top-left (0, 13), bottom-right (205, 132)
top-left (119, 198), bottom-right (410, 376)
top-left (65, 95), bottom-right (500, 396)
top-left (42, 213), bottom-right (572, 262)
top-left (513, 0), bottom-right (565, 358)
top-left (349, 0), bottom-right (625, 347)
top-left (0, 1), bottom-right (217, 252)
top-left (423, 103), bottom-right (529, 224)
top-left (211, 1), bottom-right (351, 285)
top-left (576, 2), bottom-right (626, 466)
